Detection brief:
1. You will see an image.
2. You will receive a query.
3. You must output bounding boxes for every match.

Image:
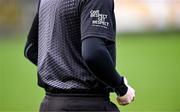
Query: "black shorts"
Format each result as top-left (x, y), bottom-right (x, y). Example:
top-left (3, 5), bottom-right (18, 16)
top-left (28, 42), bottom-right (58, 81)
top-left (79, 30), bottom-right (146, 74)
top-left (40, 93), bottom-right (120, 112)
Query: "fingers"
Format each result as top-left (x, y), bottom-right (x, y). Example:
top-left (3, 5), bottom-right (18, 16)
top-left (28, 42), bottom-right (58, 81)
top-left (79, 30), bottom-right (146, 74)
top-left (116, 96), bottom-right (130, 106)
top-left (117, 96), bottom-right (135, 106)
top-left (129, 87), bottom-right (135, 98)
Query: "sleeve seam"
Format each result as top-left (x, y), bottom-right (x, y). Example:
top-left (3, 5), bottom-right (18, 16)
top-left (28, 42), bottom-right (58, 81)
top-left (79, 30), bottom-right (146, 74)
top-left (81, 34), bottom-right (115, 42)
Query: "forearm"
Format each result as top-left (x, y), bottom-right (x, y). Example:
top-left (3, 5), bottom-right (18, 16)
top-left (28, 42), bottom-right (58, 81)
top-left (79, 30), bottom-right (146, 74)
top-left (82, 37), bottom-right (128, 96)
top-left (106, 42), bottom-right (116, 67)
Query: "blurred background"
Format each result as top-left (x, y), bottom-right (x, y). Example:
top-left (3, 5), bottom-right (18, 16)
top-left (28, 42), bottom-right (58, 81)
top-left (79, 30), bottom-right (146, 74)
top-left (0, 0), bottom-right (180, 111)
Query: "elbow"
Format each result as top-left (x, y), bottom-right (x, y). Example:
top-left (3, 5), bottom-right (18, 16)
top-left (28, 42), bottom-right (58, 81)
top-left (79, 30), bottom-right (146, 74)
top-left (24, 43), bottom-right (33, 59)
top-left (24, 46), bottom-right (28, 59)
top-left (82, 37), bottom-right (106, 66)
top-left (82, 52), bottom-right (95, 65)
top-left (82, 48), bottom-right (102, 66)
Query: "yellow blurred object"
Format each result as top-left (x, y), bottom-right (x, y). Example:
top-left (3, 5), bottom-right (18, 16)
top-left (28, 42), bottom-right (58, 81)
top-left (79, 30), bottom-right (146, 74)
top-left (0, 0), bottom-right (21, 27)
top-left (114, 0), bottom-right (180, 32)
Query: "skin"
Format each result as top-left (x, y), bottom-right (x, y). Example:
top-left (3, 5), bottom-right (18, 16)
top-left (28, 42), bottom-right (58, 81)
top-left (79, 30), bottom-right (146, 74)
top-left (116, 77), bottom-right (135, 106)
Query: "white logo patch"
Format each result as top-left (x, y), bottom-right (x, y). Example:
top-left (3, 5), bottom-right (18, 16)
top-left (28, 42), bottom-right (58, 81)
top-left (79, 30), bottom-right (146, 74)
top-left (90, 10), bottom-right (109, 29)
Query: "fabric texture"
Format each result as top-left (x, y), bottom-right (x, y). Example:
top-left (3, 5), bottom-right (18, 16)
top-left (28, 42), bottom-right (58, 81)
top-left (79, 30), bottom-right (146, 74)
top-left (24, 0), bottom-right (126, 111)
top-left (37, 0), bottom-right (116, 93)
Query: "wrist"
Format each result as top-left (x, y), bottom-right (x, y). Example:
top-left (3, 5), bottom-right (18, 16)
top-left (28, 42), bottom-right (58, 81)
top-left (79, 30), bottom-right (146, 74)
top-left (114, 77), bottom-right (128, 96)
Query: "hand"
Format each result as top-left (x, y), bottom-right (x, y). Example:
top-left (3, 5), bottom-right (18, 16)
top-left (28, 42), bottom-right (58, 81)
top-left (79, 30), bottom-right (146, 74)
top-left (116, 77), bottom-right (135, 106)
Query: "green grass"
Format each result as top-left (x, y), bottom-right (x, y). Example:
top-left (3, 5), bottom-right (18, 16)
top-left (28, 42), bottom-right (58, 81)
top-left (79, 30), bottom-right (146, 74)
top-left (0, 33), bottom-right (180, 112)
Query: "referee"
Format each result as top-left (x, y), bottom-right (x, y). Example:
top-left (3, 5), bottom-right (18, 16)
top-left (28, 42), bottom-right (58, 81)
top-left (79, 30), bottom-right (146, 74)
top-left (24, 0), bottom-right (135, 111)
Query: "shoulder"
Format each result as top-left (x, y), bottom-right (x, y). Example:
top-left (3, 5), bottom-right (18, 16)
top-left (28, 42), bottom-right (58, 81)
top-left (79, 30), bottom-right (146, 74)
top-left (78, 0), bottom-right (114, 12)
top-left (79, 0), bottom-right (114, 7)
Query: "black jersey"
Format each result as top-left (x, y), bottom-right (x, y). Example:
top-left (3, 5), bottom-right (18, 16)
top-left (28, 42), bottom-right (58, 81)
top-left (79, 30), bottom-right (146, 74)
top-left (37, 0), bottom-right (116, 93)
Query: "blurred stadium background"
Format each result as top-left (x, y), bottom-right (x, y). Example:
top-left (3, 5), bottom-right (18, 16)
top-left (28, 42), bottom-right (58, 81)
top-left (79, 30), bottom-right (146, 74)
top-left (0, 0), bottom-right (180, 111)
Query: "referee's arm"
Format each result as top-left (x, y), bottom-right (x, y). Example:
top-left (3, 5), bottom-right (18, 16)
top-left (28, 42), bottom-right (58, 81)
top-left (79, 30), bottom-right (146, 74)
top-left (82, 37), bottom-right (128, 96)
top-left (24, 13), bottom-right (38, 66)
top-left (80, 0), bottom-right (128, 96)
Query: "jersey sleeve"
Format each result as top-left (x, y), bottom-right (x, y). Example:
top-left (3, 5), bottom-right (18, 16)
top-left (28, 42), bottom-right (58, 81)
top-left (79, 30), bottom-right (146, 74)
top-left (80, 0), bottom-right (116, 42)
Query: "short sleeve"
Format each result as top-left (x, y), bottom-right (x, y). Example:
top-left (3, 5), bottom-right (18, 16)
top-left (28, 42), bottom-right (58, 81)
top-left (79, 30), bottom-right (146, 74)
top-left (80, 0), bottom-right (116, 42)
